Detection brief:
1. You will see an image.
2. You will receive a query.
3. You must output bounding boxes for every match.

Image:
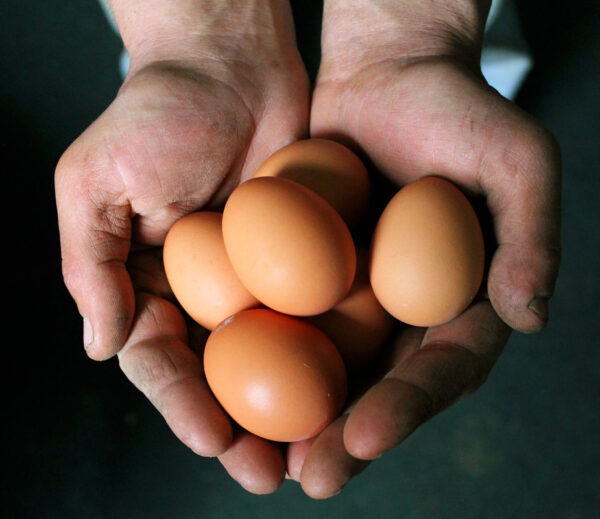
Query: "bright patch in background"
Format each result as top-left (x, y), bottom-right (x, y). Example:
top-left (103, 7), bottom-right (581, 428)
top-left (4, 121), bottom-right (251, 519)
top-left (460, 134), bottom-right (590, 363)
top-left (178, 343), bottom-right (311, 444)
top-left (481, 0), bottom-right (533, 100)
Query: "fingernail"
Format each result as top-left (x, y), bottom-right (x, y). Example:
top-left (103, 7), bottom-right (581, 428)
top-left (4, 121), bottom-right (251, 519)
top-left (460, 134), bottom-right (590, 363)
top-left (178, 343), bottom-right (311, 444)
top-left (527, 296), bottom-right (549, 323)
top-left (83, 316), bottom-right (93, 348)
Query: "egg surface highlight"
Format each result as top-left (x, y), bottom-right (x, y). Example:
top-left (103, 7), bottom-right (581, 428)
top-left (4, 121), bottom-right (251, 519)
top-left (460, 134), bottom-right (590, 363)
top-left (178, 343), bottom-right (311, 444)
top-left (204, 308), bottom-right (347, 442)
top-left (369, 176), bottom-right (485, 327)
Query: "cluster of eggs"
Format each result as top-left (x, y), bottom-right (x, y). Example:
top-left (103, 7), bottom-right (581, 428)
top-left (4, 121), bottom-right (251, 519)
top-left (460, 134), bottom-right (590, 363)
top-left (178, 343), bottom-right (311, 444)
top-left (163, 139), bottom-right (485, 443)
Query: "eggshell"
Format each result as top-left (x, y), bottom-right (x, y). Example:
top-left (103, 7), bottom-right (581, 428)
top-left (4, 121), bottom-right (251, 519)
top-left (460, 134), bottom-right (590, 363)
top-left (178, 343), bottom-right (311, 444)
top-left (163, 211), bottom-right (259, 330)
top-left (204, 308), bottom-right (347, 442)
top-left (252, 138), bottom-right (370, 226)
top-left (369, 176), bottom-right (485, 327)
top-left (308, 249), bottom-right (394, 368)
top-left (222, 176), bottom-right (356, 316)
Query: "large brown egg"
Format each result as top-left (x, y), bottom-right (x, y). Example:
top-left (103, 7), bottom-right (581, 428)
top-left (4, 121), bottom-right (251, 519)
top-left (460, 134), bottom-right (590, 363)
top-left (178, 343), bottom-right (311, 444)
top-left (252, 138), bottom-right (370, 226)
top-left (204, 308), bottom-right (347, 442)
top-left (222, 176), bottom-right (356, 316)
top-left (369, 176), bottom-right (485, 327)
top-left (163, 211), bottom-right (259, 330)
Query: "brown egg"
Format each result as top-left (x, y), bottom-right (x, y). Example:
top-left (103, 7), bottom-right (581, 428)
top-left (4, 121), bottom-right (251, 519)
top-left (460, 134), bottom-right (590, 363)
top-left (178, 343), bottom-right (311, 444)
top-left (163, 211), bottom-right (259, 330)
top-left (369, 176), bottom-right (485, 327)
top-left (222, 176), bottom-right (356, 316)
top-left (204, 308), bottom-right (347, 442)
top-left (308, 249), bottom-right (394, 368)
top-left (252, 138), bottom-right (370, 227)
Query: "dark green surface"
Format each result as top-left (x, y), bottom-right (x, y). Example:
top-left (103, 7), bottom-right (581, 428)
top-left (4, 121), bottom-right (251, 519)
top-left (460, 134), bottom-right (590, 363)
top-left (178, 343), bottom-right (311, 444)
top-left (3, 1), bottom-right (599, 518)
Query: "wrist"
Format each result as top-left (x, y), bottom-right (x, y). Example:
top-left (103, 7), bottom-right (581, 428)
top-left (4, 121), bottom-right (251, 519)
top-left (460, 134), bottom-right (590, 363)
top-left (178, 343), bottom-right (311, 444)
top-left (107, 0), bottom-right (301, 73)
top-left (319, 0), bottom-right (491, 80)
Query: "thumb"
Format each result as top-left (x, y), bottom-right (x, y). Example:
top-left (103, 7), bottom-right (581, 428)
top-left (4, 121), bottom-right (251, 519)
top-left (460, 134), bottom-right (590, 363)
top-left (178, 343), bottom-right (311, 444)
top-left (482, 119), bottom-right (562, 332)
top-left (55, 135), bottom-right (135, 360)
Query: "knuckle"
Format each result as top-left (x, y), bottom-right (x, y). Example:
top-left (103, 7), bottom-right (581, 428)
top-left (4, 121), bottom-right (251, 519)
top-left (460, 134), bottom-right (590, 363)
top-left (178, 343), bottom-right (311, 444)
top-left (54, 144), bottom-right (78, 181)
top-left (534, 124), bottom-right (561, 163)
top-left (447, 352), bottom-right (486, 404)
top-left (520, 123), bottom-right (561, 179)
top-left (495, 120), bottom-right (561, 190)
top-left (54, 148), bottom-right (82, 204)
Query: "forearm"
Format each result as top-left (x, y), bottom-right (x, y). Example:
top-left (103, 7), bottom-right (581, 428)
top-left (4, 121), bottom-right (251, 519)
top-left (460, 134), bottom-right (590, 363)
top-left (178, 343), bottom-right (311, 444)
top-left (107, 0), bottom-right (299, 70)
top-left (319, 0), bottom-right (492, 77)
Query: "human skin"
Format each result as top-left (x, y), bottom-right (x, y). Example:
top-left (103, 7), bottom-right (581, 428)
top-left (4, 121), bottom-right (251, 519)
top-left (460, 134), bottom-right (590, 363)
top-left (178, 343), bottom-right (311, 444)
top-left (215, 0), bottom-right (561, 499)
top-left (55, 0), bottom-right (309, 467)
top-left (55, 0), bottom-right (561, 500)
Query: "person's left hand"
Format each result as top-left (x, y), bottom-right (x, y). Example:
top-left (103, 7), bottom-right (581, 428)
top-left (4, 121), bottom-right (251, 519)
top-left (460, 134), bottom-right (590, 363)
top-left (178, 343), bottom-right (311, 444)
top-left (217, 0), bottom-right (561, 499)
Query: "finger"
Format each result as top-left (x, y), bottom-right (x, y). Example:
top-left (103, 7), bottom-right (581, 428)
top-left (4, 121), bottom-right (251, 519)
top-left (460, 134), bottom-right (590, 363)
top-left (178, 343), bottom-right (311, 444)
top-left (481, 120), bottom-right (562, 332)
top-left (285, 437), bottom-right (317, 482)
top-left (218, 429), bottom-right (286, 495)
top-left (118, 293), bottom-right (232, 457)
top-left (300, 415), bottom-right (370, 500)
top-left (55, 148), bottom-right (135, 360)
top-left (343, 300), bottom-right (510, 460)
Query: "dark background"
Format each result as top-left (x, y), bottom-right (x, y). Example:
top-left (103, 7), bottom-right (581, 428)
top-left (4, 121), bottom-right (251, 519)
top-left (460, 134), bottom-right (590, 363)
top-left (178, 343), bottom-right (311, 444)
top-left (3, 1), bottom-right (599, 518)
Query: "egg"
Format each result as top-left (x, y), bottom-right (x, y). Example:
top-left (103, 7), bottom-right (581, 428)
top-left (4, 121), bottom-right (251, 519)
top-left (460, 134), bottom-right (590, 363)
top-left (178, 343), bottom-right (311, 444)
top-left (308, 249), bottom-right (394, 368)
top-left (163, 211), bottom-right (259, 330)
top-left (222, 176), bottom-right (356, 316)
top-left (369, 176), bottom-right (485, 327)
top-left (204, 308), bottom-right (347, 442)
top-left (252, 138), bottom-right (370, 226)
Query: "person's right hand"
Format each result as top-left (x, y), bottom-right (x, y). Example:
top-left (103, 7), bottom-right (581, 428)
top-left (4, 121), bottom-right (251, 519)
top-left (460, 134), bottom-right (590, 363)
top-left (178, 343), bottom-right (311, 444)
top-left (55, 0), bottom-right (309, 460)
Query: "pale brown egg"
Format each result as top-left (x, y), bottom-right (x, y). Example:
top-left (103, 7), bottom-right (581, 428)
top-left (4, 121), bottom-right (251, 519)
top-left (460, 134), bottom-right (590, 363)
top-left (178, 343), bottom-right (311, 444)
top-left (222, 176), bottom-right (356, 316)
top-left (204, 308), bottom-right (347, 442)
top-left (252, 138), bottom-right (370, 227)
top-left (369, 176), bottom-right (485, 327)
top-left (308, 249), bottom-right (394, 368)
top-left (162, 211), bottom-right (259, 330)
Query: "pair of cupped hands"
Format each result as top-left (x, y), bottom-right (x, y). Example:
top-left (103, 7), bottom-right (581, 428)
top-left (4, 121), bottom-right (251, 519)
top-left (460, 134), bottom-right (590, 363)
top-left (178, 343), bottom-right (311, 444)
top-left (55, 0), bottom-right (561, 499)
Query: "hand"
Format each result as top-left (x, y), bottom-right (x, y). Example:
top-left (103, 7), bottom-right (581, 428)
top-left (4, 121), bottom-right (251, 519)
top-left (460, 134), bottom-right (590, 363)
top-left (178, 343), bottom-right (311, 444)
top-left (55, 0), bottom-right (309, 458)
top-left (216, 0), bottom-right (561, 498)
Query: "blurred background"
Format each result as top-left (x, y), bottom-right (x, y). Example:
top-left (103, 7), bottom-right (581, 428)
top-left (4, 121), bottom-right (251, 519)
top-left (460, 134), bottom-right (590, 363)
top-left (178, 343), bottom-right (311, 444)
top-left (3, 1), bottom-right (599, 517)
